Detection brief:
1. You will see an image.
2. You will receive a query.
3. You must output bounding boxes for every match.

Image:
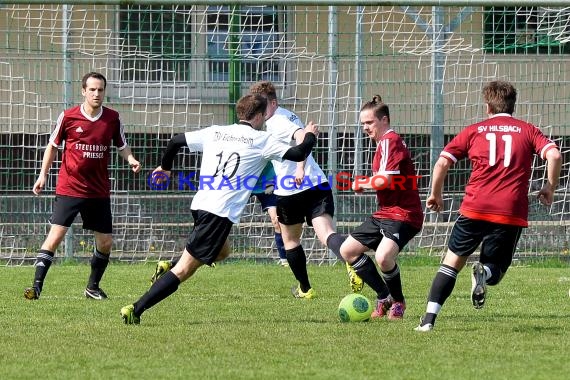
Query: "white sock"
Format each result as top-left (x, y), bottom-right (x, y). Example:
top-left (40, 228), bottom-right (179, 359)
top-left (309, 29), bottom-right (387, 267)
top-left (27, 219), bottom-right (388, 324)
top-left (483, 265), bottom-right (492, 281)
top-left (426, 301), bottom-right (441, 315)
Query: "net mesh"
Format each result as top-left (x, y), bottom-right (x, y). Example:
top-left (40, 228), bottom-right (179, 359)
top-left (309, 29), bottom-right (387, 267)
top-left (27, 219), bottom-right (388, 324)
top-left (1, 4), bottom-right (569, 265)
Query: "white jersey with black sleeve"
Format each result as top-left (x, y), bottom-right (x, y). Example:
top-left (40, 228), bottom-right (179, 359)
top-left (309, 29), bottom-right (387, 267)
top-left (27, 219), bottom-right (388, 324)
top-left (266, 106), bottom-right (328, 196)
top-left (184, 123), bottom-right (290, 223)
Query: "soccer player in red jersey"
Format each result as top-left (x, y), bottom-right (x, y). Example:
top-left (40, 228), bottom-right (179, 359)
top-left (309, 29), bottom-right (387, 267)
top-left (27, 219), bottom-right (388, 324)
top-left (340, 95), bottom-right (424, 320)
top-left (415, 80), bottom-right (562, 332)
top-left (24, 72), bottom-right (141, 301)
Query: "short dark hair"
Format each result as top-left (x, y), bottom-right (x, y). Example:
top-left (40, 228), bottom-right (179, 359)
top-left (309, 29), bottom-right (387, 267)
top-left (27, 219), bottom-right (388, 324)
top-left (482, 80), bottom-right (517, 115)
top-left (236, 94), bottom-right (267, 121)
top-left (360, 95), bottom-right (390, 122)
top-left (82, 72), bottom-right (107, 89)
top-left (249, 81), bottom-right (277, 101)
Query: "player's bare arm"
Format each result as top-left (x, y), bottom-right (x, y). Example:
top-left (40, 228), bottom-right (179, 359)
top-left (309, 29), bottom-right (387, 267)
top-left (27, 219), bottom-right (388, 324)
top-left (32, 144), bottom-right (58, 195)
top-left (119, 146), bottom-right (141, 173)
top-left (538, 147), bottom-right (562, 206)
top-left (351, 173), bottom-right (391, 192)
top-left (291, 122), bottom-right (319, 184)
top-left (303, 121), bottom-right (319, 137)
top-left (292, 127), bottom-right (309, 185)
top-left (427, 156), bottom-right (451, 212)
top-left (293, 165), bottom-right (306, 186)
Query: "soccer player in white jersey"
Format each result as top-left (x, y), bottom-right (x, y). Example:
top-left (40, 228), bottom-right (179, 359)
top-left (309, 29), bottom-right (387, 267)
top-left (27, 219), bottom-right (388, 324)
top-left (120, 94), bottom-right (319, 324)
top-left (250, 81), bottom-right (362, 299)
top-left (149, 161), bottom-right (287, 284)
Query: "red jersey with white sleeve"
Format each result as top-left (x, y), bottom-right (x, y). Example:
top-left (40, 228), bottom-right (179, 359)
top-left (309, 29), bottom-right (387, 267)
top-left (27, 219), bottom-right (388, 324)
top-left (441, 113), bottom-right (557, 227)
top-left (49, 105), bottom-right (128, 198)
top-left (372, 129), bottom-right (424, 229)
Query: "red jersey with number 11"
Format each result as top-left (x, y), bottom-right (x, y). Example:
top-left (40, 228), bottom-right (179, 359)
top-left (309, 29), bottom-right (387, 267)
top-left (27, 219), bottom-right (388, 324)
top-left (441, 113), bottom-right (557, 227)
top-left (49, 105), bottom-right (128, 198)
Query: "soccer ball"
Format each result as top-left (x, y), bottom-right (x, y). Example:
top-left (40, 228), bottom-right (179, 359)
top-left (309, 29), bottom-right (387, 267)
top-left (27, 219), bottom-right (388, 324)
top-left (338, 293), bottom-right (373, 322)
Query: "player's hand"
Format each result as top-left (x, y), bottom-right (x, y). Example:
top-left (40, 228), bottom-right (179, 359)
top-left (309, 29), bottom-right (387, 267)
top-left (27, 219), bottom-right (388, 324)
top-left (352, 175), bottom-right (370, 193)
top-left (129, 158), bottom-right (141, 173)
top-left (350, 181), bottom-right (364, 194)
top-left (264, 184), bottom-right (274, 195)
top-left (537, 185), bottom-right (555, 206)
top-left (32, 174), bottom-right (47, 195)
top-left (294, 166), bottom-right (305, 186)
top-left (352, 181), bottom-right (364, 193)
top-left (304, 121), bottom-right (319, 137)
top-left (427, 194), bottom-right (444, 212)
top-left (151, 166), bottom-right (171, 184)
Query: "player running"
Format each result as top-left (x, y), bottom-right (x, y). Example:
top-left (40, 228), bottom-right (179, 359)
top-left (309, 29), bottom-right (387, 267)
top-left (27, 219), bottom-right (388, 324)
top-left (121, 94), bottom-right (319, 324)
top-left (415, 80), bottom-right (562, 331)
top-left (340, 95), bottom-right (423, 320)
top-left (249, 80), bottom-right (363, 299)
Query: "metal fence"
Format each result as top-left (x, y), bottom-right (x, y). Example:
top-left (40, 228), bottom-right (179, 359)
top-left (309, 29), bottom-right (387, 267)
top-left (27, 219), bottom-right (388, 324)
top-left (1, 2), bottom-right (569, 264)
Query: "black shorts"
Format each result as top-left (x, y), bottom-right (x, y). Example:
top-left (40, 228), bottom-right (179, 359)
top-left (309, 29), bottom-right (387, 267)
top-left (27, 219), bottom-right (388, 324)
top-left (49, 195), bottom-right (112, 234)
top-left (276, 185), bottom-right (334, 226)
top-left (448, 215), bottom-right (523, 273)
top-left (350, 217), bottom-right (420, 252)
top-left (252, 192), bottom-right (277, 211)
top-left (186, 210), bottom-right (234, 265)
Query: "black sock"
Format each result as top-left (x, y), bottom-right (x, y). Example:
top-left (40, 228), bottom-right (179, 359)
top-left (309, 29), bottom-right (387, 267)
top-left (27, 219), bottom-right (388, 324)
top-left (133, 270), bottom-right (181, 316)
top-left (286, 245), bottom-right (311, 292)
top-left (428, 264), bottom-right (459, 305)
top-left (381, 264), bottom-right (404, 302)
top-left (422, 313), bottom-right (438, 326)
top-left (421, 264), bottom-right (459, 326)
top-left (87, 249), bottom-right (109, 290)
top-left (350, 254), bottom-right (389, 299)
top-left (326, 233), bottom-right (346, 261)
top-left (484, 262), bottom-right (501, 285)
top-left (32, 249), bottom-right (54, 292)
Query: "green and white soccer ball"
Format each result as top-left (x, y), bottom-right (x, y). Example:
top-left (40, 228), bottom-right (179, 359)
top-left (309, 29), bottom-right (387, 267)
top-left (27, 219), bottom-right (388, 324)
top-left (338, 293), bottom-right (373, 322)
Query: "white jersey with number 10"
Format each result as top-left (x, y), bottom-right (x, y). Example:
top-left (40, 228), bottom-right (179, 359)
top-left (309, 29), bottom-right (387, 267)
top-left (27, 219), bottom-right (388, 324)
top-left (184, 123), bottom-right (290, 223)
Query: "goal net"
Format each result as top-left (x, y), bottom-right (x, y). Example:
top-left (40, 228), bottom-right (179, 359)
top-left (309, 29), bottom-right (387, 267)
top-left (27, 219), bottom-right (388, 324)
top-left (0, 3), bottom-right (568, 265)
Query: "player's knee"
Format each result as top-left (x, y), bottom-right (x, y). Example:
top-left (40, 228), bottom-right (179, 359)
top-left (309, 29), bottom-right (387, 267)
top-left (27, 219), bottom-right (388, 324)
top-left (43, 226), bottom-right (68, 250)
top-left (270, 219), bottom-right (280, 231)
top-left (374, 253), bottom-right (392, 270)
top-left (95, 236), bottom-right (113, 253)
top-left (281, 231), bottom-right (302, 248)
top-left (340, 247), bottom-right (358, 263)
top-left (216, 249), bottom-right (231, 261)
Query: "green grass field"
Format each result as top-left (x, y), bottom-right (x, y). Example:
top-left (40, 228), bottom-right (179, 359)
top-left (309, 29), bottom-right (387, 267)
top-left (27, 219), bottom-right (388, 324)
top-left (1, 259), bottom-right (569, 379)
